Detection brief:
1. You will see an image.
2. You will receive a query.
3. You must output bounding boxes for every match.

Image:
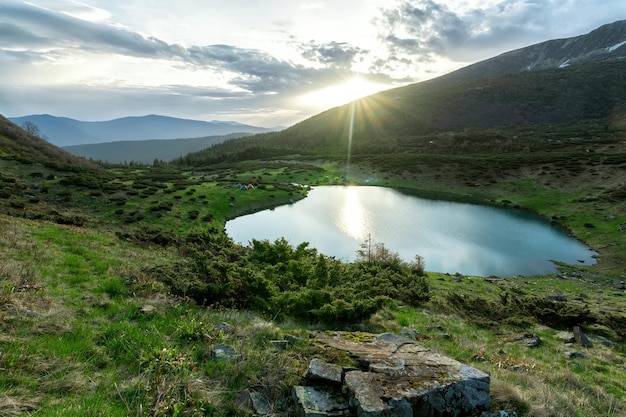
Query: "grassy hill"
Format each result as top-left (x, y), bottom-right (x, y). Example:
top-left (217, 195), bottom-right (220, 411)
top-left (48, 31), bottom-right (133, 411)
top-left (176, 58), bottom-right (626, 164)
top-left (62, 133), bottom-right (251, 164)
top-left (1, 57), bottom-right (626, 416)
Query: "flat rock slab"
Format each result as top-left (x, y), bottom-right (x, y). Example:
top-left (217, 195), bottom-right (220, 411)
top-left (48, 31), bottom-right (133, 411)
top-left (311, 331), bottom-right (490, 417)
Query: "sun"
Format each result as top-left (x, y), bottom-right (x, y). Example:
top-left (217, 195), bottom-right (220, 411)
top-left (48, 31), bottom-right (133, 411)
top-left (300, 76), bottom-right (389, 109)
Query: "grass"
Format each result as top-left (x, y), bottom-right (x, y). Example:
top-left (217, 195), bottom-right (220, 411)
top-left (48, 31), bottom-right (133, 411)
top-left (1, 122), bottom-right (625, 415)
top-left (1, 209), bottom-right (624, 416)
top-left (0, 215), bottom-right (315, 416)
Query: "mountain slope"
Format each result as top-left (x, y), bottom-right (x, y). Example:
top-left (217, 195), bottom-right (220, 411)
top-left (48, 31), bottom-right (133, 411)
top-left (450, 19), bottom-right (626, 81)
top-left (0, 115), bottom-right (95, 169)
top-left (8, 114), bottom-right (278, 147)
top-left (63, 132), bottom-right (251, 164)
top-left (179, 57), bottom-right (626, 164)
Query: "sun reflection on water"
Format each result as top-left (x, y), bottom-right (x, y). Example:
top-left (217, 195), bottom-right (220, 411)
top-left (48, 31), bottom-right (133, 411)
top-left (337, 186), bottom-right (370, 240)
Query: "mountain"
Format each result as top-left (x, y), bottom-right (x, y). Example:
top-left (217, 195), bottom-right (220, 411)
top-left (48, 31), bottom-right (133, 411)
top-left (62, 132), bottom-right (251, 164)
top-left (177, 20), bottom-right (626, 164)
top-left (7, 114), bottom-right (279, 147)
top-left (449, 19), bottom-right (626, 81)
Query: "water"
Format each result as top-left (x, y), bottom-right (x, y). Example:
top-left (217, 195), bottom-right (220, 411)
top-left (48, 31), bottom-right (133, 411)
top-left (225, 186), bottom-right (597, 276)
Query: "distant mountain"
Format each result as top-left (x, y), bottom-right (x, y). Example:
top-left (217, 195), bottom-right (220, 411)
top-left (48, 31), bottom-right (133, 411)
top-left (63, 133), bottom-right (251, 164)
top-left (7, 114), bottom-right (279, 147)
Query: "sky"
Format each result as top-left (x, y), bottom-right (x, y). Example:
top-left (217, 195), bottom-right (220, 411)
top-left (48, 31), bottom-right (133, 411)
top-left (1, 1), bottom-right (624, 128)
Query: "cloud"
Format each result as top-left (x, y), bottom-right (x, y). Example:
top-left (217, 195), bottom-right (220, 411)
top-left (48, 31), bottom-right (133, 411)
top-left (0, 1), bottom-right (358, 97)
top-left (372, 0), bottom-right (603, 65)
top-left (300, 41), bottom-right (369, 69)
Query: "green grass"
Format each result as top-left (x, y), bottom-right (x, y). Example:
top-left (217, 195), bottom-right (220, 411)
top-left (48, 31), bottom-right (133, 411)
top-left (2, 117), bottom-right (626, 416)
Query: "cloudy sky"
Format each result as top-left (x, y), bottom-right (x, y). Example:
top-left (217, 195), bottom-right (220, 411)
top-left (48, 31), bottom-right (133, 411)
top-left (1, 0), bottom-right (624, 127)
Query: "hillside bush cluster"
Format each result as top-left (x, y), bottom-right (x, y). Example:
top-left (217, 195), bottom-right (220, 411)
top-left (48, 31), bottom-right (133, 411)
top-left (147, 232), bottom-right (429, 324)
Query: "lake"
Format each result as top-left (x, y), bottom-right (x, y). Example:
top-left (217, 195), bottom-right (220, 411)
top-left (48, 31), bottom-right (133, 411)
top-left (225, 186), bottom-right (597, 276)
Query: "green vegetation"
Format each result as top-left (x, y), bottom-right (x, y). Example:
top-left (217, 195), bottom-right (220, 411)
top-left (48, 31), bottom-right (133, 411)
top-left (1, 57), bottom-right (626, 416)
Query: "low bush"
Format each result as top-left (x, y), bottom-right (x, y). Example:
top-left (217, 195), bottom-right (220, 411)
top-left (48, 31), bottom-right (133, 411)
top-left (148, 234), bottom-right (430, 325)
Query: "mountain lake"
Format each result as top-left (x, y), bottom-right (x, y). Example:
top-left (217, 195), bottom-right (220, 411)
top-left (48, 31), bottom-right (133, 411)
top-left (225, 185), bottom-right (597, 277)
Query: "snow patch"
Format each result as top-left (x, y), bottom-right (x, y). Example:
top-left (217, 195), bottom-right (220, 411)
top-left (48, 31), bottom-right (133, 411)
top-left (559, 59), bottom-right (570, 69)
top-left (608, 40), bottom-right (626, 52)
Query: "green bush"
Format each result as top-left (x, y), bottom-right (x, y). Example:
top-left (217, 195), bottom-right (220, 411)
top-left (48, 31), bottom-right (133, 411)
top-left (148, 235), bottom-right (430, 325)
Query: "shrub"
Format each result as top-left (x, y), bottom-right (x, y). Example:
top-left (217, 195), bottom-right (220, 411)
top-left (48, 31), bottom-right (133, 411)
top-left (148, 235), bottom-right (430, 325)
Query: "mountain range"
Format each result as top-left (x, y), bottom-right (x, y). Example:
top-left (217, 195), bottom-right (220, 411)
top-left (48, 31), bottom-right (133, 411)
top-left (7, 114), bottom-right (279, 147)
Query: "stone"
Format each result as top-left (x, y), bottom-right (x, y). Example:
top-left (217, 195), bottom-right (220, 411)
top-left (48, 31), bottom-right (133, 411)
top-left (518, 334), bottom-right (541, 348)
top-left (565, 351), bottom-right (587, 359)
top-left (140, 304), bottom-right (156, 313)
top-left (249, 391), bottom-right (272, 416)
top-left (546, 295), bottom-right (567, 302)
top-left (573, 326), bottom-right (593, 348)
top-left (594, 335), bottom-right (615, 347)
top-left (500, 333), bottom-right (541, 348)
top-left (304, 359), bottom-right (343, 385)
top-left (555, 331), bottom-right (575, 344)
top-left (210, 343), bottom-right (237, 362)
top-left (214, 322), bottom-right (234, 334)
top-left (236, 389), bottom-right (272, 416)
top-left (312, 331), bottom-right (491, 417)
top-left (292, 386), bottom-right (351, 417)
top-left (400, 327), bottom-right (422, 341)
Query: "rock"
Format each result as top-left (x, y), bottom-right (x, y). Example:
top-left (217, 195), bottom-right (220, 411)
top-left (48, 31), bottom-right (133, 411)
top-left (214, 322), bottom-right (234, 335)
top-left (573, 326), bottom-right (593, 348)
top-left (304, 359), bottom-right (343, 385)
top-left (500, 333), bottom-right (541, 348)
top-left (140, 304), bottom-right (156, 313)
top-left (565, 351), bottom-right (587, 359)
top-left (546, 295), bottom-right (567, 302)
top-left (236, 389), bottom-right (272, 416)
top-left (292, 386), bottom-right (351, 417)
top-left (518, 334), bottom-right (541, 348)
top-left (249, 391), bottom-right (272, 416)
top-left (594, 335), bottom-right (615, 347)
top-left (312, 331), bottom-right (491, 417)
top-left (555, 331), bottom-right (575, 344)
top-left (210, 343), bottom-right (237, 362)
top-left (400, 327), bottom-right (422, 341)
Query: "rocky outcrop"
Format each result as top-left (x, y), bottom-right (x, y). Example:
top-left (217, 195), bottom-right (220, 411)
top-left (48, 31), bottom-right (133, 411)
top-left (293, 331), bottom-right (490, 417)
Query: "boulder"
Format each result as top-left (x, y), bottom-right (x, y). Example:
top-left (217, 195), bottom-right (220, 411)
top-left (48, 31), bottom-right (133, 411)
top-left (307, 331), bottom-right (491, 417)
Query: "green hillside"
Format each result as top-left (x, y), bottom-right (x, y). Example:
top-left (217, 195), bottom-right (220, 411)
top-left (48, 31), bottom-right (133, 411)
top-left (1, 56), bottom-right (626, 415)
top-left (176, 58), bottom-right (626, 164)
top-left (62, 133), bottom-right (249, 164)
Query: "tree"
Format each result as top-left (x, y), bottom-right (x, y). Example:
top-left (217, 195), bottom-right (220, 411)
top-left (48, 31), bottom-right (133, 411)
top-left (21, 121), bottom-right (42, 138)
